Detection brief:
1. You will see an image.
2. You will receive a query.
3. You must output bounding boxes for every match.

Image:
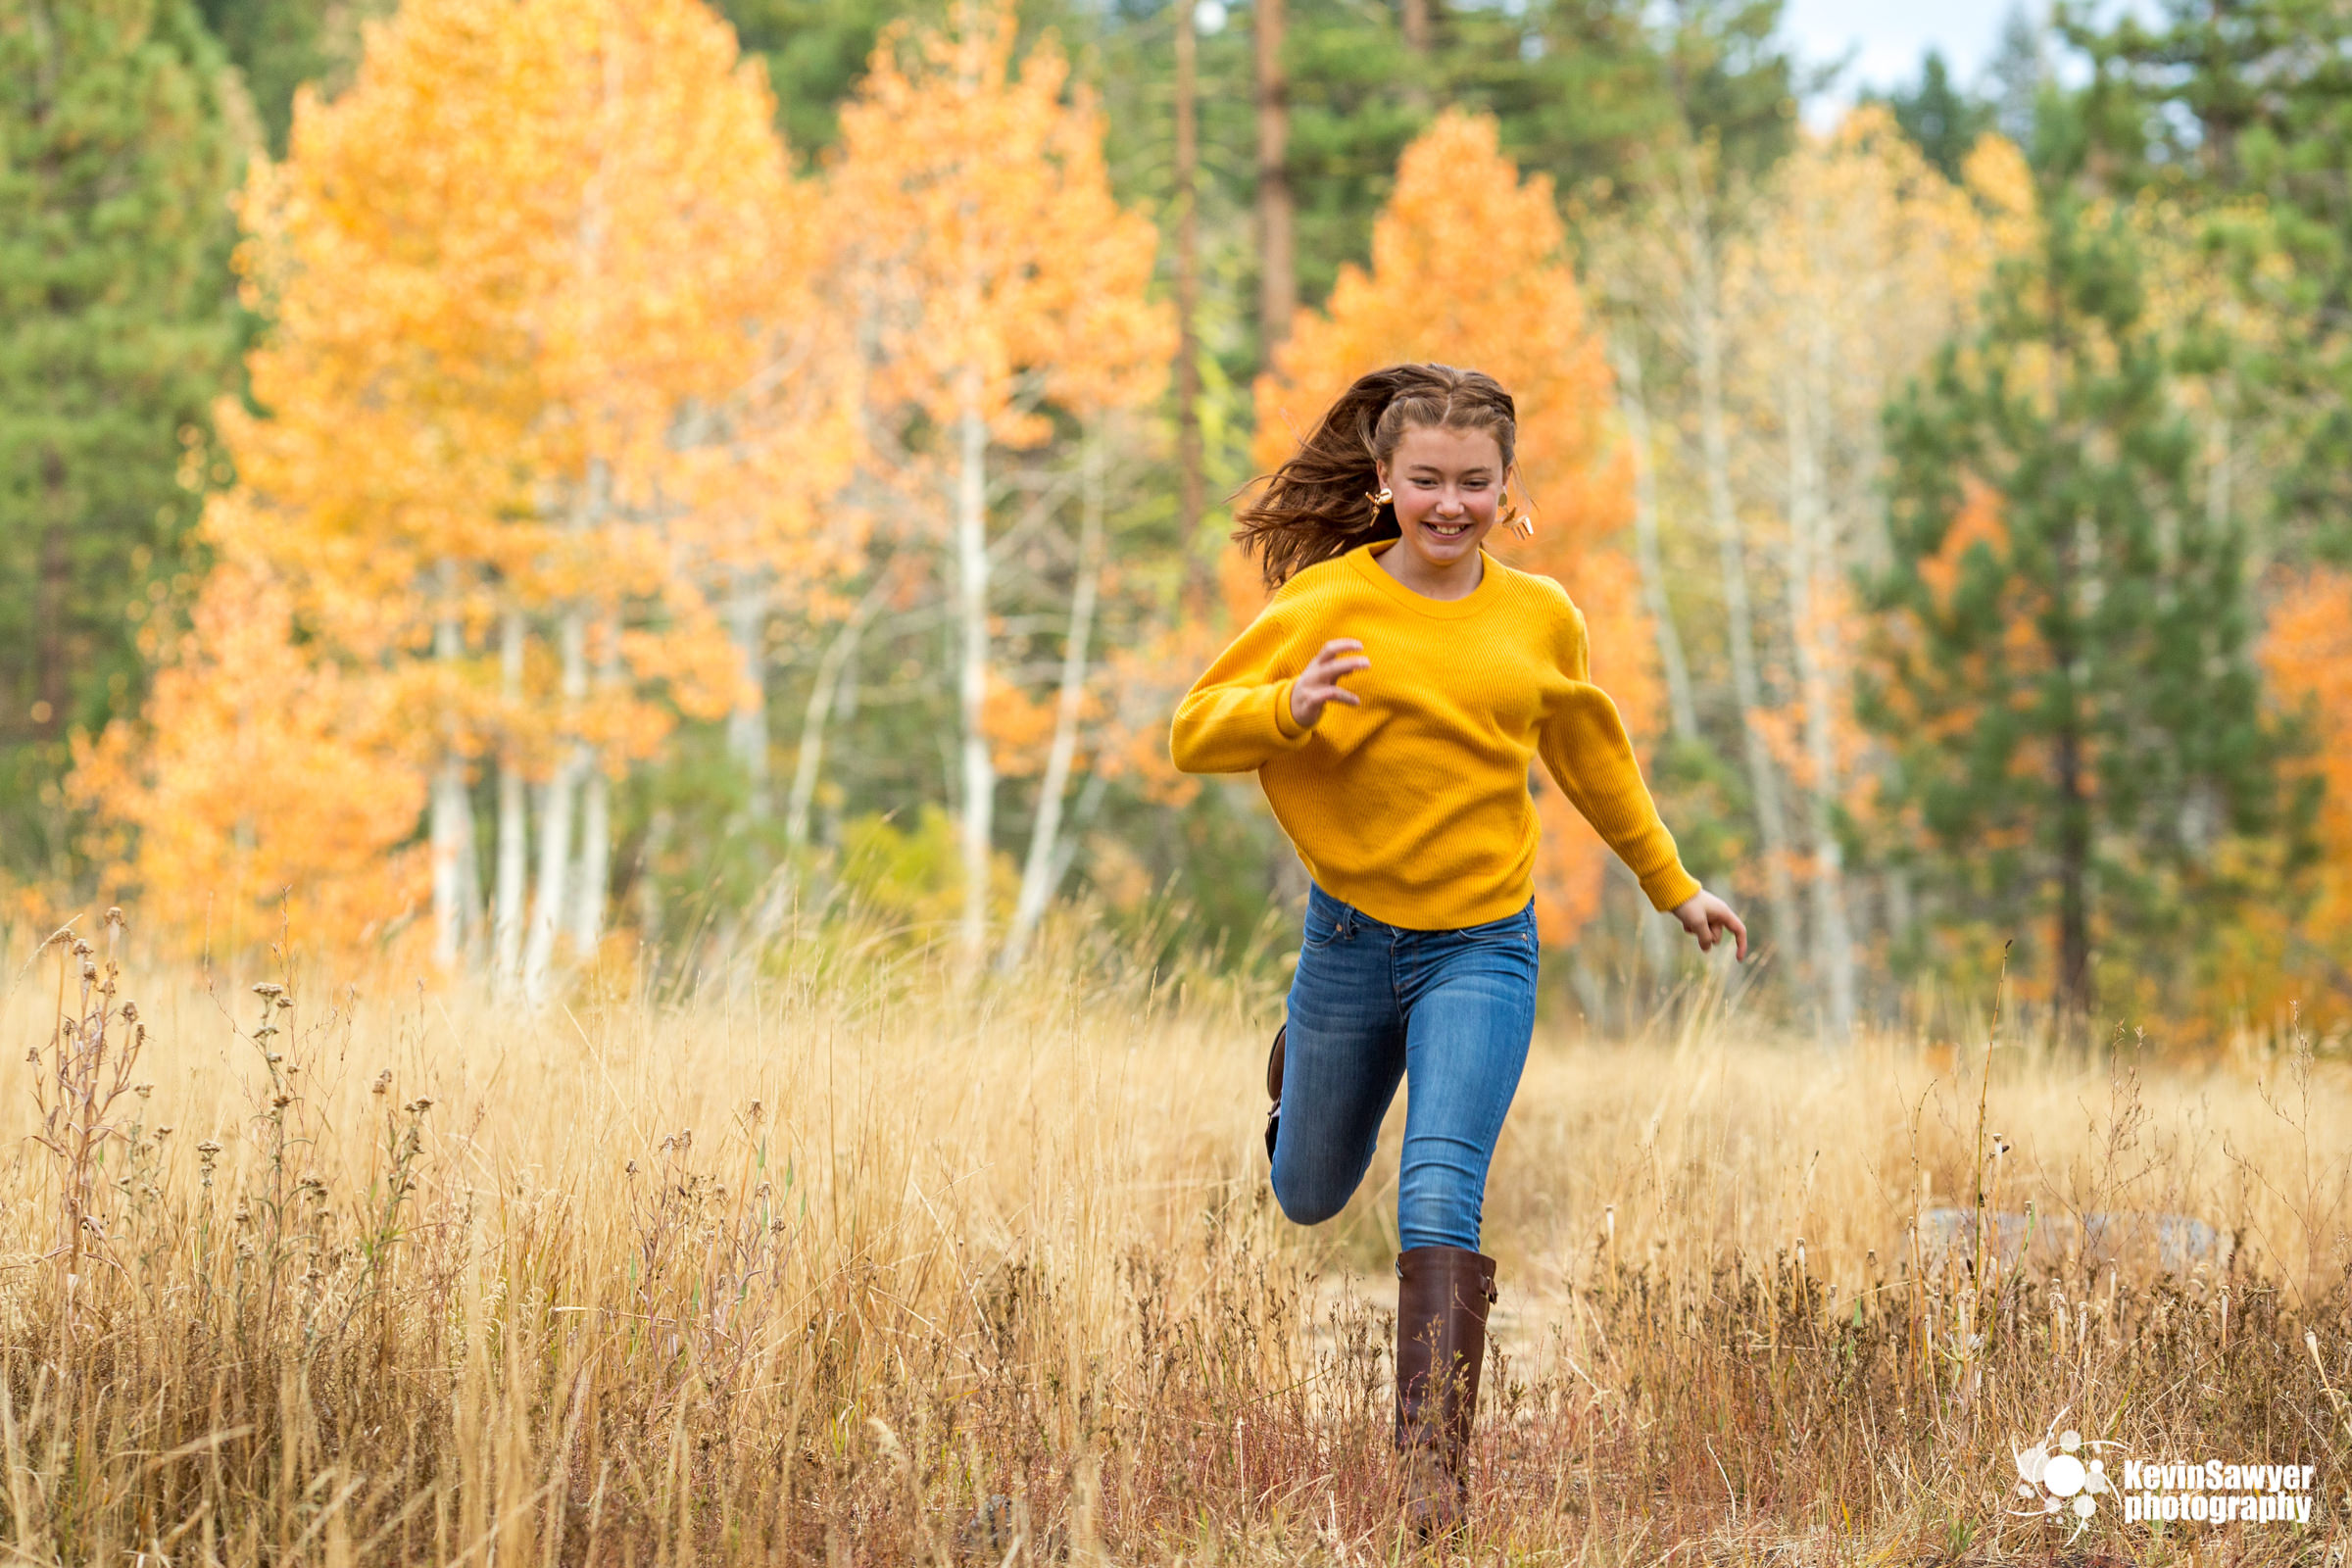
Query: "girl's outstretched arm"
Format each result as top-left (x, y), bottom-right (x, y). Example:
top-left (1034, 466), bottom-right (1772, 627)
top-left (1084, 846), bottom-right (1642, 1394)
top-left (1169, 601), bottom-right (1322, 774)
top-left (1534, 605), bottom-right (1702, 914)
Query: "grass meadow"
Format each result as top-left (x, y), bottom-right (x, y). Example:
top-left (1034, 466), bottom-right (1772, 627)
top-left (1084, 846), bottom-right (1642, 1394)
top-left (1, 907), bottom-right (2348, 1565)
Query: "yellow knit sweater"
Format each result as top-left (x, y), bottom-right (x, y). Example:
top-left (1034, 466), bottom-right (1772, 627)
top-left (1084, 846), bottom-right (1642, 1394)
top-left (1169, 541), bottom-right (1701, 930)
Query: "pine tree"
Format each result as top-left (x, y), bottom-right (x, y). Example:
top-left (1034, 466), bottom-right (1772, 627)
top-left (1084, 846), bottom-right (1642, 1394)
top-left (0, 0), bottom-right (243, 876)
top-left (1876, 49), bottom-right (1991, 180)
top-left (2074, 0), bottom-right (2352, 561)
top-left (1861, 183), bottom-right (2277, 1028)
top-left (194, 0), bottom-right (382, 152)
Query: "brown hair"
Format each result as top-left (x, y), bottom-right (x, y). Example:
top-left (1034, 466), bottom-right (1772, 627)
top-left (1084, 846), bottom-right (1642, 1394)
top-left (1234, 363), bottom-right (1520, 588)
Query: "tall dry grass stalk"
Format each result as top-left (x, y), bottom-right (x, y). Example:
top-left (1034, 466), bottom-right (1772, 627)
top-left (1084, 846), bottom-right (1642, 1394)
top-left (0, 909), bottom-right (2347, 1563)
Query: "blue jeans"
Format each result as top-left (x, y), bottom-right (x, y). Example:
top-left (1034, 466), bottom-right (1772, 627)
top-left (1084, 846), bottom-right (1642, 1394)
top-left (1271, 884), bottom-right (1540, 1253)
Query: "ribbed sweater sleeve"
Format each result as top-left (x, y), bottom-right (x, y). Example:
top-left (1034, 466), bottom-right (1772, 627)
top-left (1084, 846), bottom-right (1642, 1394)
top-left (1169, 596), bottom-right (1314, 774)
top-left (1537, 606), bottom-right (1703, 912)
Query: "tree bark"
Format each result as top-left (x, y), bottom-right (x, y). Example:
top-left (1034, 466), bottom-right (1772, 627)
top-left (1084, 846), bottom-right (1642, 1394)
top-left (725, 570), bottom-right (771, 819)
top-left (1611, 340), bottom-right (1700, 746)
top-left (430, 574), bottom-right (476, 970)
top-left (956, 388), bottom-right (995, 964)
top-left (573, 760), bottom-right (609, 957)
top-left (2051, 514), bottom-right (2093, 1026)
top-left (1255, 0), bottom-right (1295, 354)
top-left (492, 609), bottom-right (529, 992)
top-left (1685, 185), bottom-right (1801, 960)
top-left (1003, 424), bottom-right (1105, 970)
top-left (1783, 362), bottom-right (1856, 1041)
top-left (522, 607), bottom-right (586, 1002)
top-left (1400, 0), bottom-right (1431, 56)
top-left (570, 628), bottom-right (618, 956)
top-left (1173, 0), bottom-right (1204, 555)
top-left (1398, 0), bottom-right (1432, 109)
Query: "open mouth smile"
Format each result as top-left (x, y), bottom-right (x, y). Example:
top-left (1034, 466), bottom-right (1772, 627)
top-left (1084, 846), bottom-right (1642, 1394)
top-left (1424, 519), bottom-right (1473, 540)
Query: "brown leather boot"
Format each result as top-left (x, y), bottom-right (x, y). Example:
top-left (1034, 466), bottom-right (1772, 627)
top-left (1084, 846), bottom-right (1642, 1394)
top-left (1263, 1025), bottom-right (1286, 1161)
top-left (1394, 1245), bottom-right (1497, 1536)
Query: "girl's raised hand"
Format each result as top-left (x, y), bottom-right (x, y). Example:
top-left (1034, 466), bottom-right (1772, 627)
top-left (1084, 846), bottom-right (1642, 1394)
top-left (1289, 638), bottom-right (1370, 731)
top-left (1671, 888), bottom-right (1748, 960)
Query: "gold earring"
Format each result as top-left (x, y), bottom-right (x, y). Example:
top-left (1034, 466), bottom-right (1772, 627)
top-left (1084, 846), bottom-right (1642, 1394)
top-left (1365, 486), bottom-right (1393, 515)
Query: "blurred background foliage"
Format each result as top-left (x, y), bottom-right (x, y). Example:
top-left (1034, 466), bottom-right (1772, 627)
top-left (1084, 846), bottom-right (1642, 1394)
top-left (7, 0), bottom-right (2352, 1050)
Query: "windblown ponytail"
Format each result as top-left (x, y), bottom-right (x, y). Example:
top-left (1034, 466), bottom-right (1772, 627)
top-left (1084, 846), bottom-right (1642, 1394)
top-left (1234, 363), bottom-right (1519, 588)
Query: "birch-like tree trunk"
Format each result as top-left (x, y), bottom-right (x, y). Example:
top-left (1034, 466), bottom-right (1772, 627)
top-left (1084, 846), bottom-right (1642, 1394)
top-left (571, 630), bottom-right (618, 955)
top-left (1611, 339), bottom-right (1701, 746)
top-left (1002, 425), bottom-right (1105, 970)
top-left (430, 586), bottom-right (477, 970)
top-left (1783, 361), bottom-right (1856, 1040)
top-left (523, 606), bottom-right (586, 1001)
top-left (492, 607), bottom-right (529, 991)
top-left (1686, 189), bottom-right (1801, 959)
top-left (431, 753), bottom-right (476, 969)
top-left (1172, 0), bottom-right (1203, 547)
top-left (956, 385), bottom-right (995, 964)
top-left (725, 570), bottom-right (771, 819)
top-left (1255, 0), bottom-right (1294, 351)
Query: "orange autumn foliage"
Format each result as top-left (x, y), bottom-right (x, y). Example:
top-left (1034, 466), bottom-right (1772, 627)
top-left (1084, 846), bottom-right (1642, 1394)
top-left (77, 0), bottom-right (841, 956)
top-left (220, 0), bottom-right (818, 743)
top-left (1252, 110), bottom-right (1645, 943)
top-left (2240, 567), bottom-right (2352, 1027)
top-left (72, 564), bottom-right (427, 957)
top-left (830, 0), bottom-right (1169, 443)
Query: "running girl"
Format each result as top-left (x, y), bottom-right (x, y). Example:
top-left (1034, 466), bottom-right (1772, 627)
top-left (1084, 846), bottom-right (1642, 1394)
top-left (1169, 362), bottom-right (1746, 1533)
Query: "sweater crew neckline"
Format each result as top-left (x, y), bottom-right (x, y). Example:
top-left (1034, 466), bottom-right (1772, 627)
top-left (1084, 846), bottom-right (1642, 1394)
top-left (1347, 540), bottom-right (1504, 619)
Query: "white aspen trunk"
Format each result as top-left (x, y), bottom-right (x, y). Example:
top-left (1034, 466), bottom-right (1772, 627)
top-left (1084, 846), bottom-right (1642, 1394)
top-left (570, 628), bottom-right (617, 956)
top-left (785, 574), bottom-right (886, 852)
top-left (1002, 425), bottom-right (1105, 970)
top-left (573, 763), bottom-right (610, 956)
top-left (1046, 766), bottom-right (1113, 894)
top-left (726, 571), bottom-right (771, 819)
top-left (1686, 190), bottom-right (1801, 958)
top-left (431, 755), bottom-right (473, 971)
top-left (1611, 339), bottom-right (1701, 746)
top-left (956, 387), bottom-right (994, 965)
top-left (1783, 362), bottom-right (1856, 1041)
top-left (492, 608), bottom-right (529, 991)
top-left (523, 607), bottom-right (586, 1002)
top-left (430, 574), bottom-right (475, 970)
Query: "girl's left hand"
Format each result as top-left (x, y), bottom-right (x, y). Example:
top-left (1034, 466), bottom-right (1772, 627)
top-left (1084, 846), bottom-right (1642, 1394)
top-left (1670, 889), bottom-right (1748, 960)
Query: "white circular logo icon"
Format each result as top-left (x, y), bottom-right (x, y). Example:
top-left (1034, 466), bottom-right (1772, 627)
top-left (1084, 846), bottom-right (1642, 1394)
top-left (2013, 1418), bottom-right (2125, 1539)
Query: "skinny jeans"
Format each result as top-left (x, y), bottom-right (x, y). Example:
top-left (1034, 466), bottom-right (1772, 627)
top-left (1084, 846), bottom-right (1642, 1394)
top-left (1270, 883), bottom-right (1539, 1253)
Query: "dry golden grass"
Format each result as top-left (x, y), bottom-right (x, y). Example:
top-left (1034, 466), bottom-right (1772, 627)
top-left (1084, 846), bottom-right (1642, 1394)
top-left (1, 908), bottom-right (2348, 1564)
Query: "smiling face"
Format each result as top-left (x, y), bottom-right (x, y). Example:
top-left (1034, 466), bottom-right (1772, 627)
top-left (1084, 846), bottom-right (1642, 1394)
top-left (1376, 422), bottom-right (1506, 584)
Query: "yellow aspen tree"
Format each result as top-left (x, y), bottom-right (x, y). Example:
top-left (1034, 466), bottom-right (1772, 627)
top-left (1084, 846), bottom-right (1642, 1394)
top-left (1251, 110), bottom-right (1641, 946)
top-left (89, 0), bottom-right (835, 977)
top-left (829, 0), bottom-right (1171, 966)
top-left (70, 562), bottom-right (425, 958)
